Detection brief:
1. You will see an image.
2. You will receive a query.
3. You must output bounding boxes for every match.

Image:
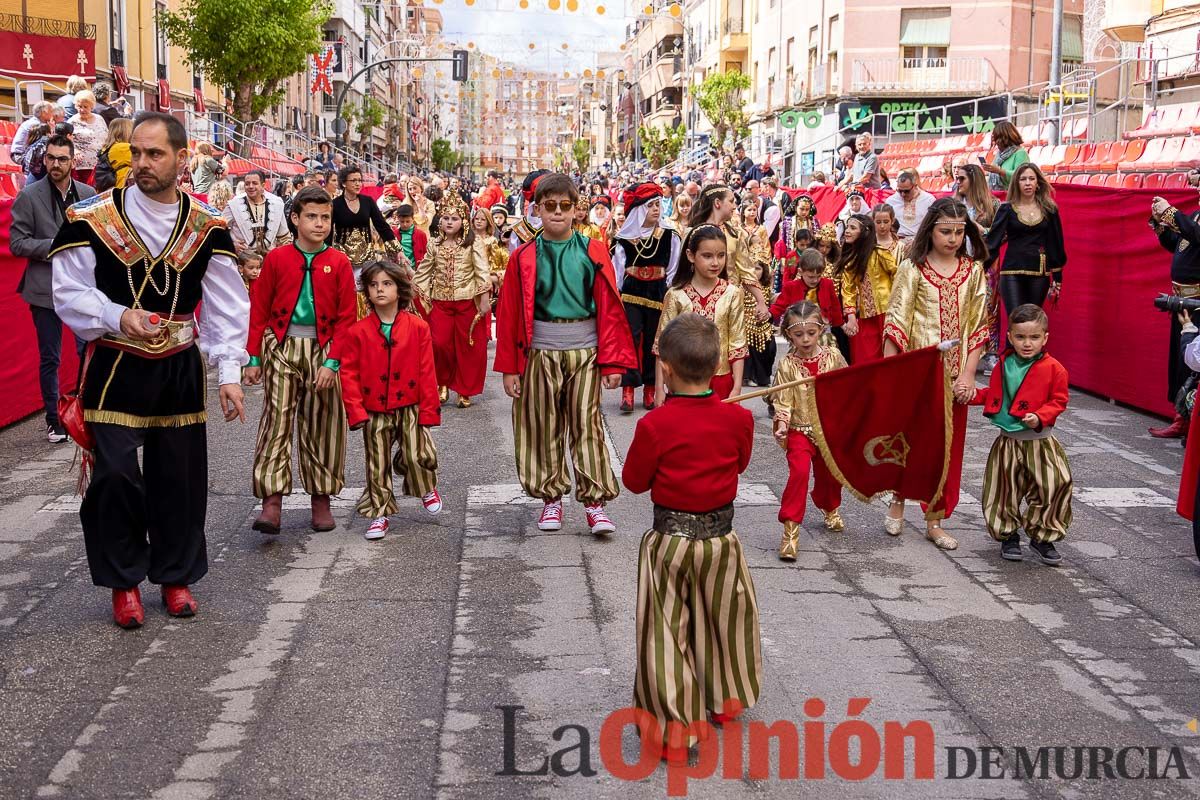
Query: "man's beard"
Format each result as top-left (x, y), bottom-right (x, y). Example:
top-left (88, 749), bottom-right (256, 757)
top-left (135, 171), bottom-right (176, 195)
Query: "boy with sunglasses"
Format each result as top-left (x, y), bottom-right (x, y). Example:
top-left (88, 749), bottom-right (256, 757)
top-left (494, 173), bottom-right (636, 535)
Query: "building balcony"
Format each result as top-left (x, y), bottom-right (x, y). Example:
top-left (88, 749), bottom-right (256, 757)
top-left (850, 56), bottom-right (1001, 95)
top-left (721, 16), bottom-right (748, 55)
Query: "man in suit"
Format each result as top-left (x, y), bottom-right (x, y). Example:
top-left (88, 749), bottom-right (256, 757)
top-left (9, 135), bottom-right (96, 443)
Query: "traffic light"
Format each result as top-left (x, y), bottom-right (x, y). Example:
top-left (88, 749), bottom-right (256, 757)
top-left (452, 49), bottom-right (469, 82)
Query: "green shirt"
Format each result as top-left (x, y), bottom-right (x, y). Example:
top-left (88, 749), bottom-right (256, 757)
top-left (380, 320), bottom-right (393, 340)
top-left (397, 228), bottom-right (414, 264)
top-left (534, 232), bottom-right (597, 322)
top-left (997, 148), bottom-right (1030, 182)
top-left (991, 352), bottom-right (1040, 433)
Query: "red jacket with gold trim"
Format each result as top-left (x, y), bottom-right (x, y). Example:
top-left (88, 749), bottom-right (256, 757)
top-left (493, 235), bottom-right (636, 377)
top-left (247, 243), bottom-right (357, 359)
top-left (973, 351), bottom-right (1069, 431)
top-left (769, 277), bottom-right (844, 328)
top-left (339, 310), bottom-right (440, 428)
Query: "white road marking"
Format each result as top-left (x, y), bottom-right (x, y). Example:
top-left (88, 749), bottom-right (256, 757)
top-left (1073, 487), bottom-right (1174, 508)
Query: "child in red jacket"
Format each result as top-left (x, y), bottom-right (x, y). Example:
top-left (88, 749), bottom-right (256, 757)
top-left (622, 313), bottom-right (761, 763)
top-left (245, 187), bottom-right (357, 535)
top-left (340, 260), bottom-right (443, 540)
top-left (976, 304), bottom-right (1073, 566)
top-left (770, 248), bottom-right (844, 328)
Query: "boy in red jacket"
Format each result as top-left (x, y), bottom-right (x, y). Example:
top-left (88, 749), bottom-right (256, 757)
top-left (340, 261), bottom-right (442, 540)
top-left (494, 173), bottom-right (637, 535)
top-left (245, 187), bottom-right (357, 535)
top-left (769, 248), bottom-right (843, 327)
top-left (976, 304), bottom-right (1073, 566)
top-left (622, 313), bottom-right (761, 762)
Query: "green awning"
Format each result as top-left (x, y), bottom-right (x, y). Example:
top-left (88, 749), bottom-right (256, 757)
top-left (899, 8), bottom-right (950, 46)
top-left (1063, 15), bottom-right (1084, 61)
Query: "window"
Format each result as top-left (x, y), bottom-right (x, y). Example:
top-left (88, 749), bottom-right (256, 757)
top-left (786, 37), bottom-right (795, 68)
top-left (899, 7), bottom-right (950, 67)
top-left (108, 0), bottom-right (126, 62)
top-left (1062, 15), bottom-right (1084, 66)
top-left (827, 15), bottom-right (840, 54)
top-left (154, 1), bottom-right (168, 80)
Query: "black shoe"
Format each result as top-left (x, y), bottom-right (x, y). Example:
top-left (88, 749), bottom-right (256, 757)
top-left (1028, 539), bottom-right (1063, 566)
top-left (1000, 535), bottom-right (1023, 562)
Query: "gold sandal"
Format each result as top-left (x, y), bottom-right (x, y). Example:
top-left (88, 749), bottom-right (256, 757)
top-left (457, 395), bottom-right (472, 408)
top-left (925, 525), bottom-right (958, 550)
top-left (823, 509), bottom-right (845, 532)
top-left (884, 497), bottom-right (904, 536)
top-left (778, 522), bottom-right (800, 561)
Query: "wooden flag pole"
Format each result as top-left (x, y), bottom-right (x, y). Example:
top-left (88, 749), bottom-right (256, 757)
top-left (722, 339), bottom-right (961, 405)
top-left (723, 375), bottom-right (813, 404)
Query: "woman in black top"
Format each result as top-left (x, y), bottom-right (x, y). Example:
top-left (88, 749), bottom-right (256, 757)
top-left (328, 166), bottom-right (403, 281)
top-left (984, 162), bottom-right (1066, 314)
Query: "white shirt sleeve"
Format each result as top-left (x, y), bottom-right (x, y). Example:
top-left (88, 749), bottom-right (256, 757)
top-left (763, 203), bottom-right (781, 238)
top-left (612, 242), bottom-right (626, 290)
top-left (1185, 331), bottom-right (1200, 373)
top-left (51, 245), bottom-right (127, 341)
top-left (198, 252), bottom-right (251, 385)
top-left (665, 233), bottom-right (681, 287)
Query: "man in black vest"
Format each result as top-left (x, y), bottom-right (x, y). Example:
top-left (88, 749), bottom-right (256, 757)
top-left (50, 112), bottom-right (250, 629)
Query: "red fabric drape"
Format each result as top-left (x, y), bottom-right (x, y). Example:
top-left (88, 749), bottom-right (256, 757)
top-left (0, 199), bottom-right (80, 429)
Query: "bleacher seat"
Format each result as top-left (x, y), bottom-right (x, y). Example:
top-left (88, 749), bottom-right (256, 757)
top-left (1145, 136), bottom-right (1186, 170)
top-left (1122, 173), bottom-right (1145, 188)
top-left (1102, 174), bottom-right (1122, 187)
top-left (1144, 173), bottom-right (1167, 189)
top-left (1070, 174), bottom-right (1090, 185)
top-left (1164, 172), bottom-right (1190, 188)
top-left (1062, 143), bottom-right (1096, 174)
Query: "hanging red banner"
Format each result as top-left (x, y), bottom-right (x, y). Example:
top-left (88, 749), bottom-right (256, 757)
top-left (0, 31), bottom-right (96, 81)
top-left (193, 88), bottom-right (206, 115)
top-left (158, 79), bottom-right (172, 111)
top-left (112, 66), bottom-right (131, 95)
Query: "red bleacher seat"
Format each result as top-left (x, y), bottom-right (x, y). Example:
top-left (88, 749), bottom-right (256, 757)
top-left (1122, 173), bottom-right (1145, 188)
top-left (1180, 137), bottom-right (1200, 168)
top-left (1102, 174), bottom-right (1122, 187)
top-left (1121, 137), bottom-right (1165, 171)
top-left (1063, 143), bottom-right (1097, 173)
top-left (1035, 144), bottom-right (1067, 172)
top-left (1164, 172), bottom-right (1189, 188)
top-left (1047, 144), bottom-right (1081, 174)
top-left (1146, 136), bottom-right (1186, 170)
top-left (1144, 172), bottom-right (1167, 189)
top-left (0, 143), bottom-right (19, 173)
top-left (1126, 106), bottom-right (1180, 139)
top-left (1087, 141), bottom-right (1122, 173)
top-left (1070, 173), bottom-right (1091, 185)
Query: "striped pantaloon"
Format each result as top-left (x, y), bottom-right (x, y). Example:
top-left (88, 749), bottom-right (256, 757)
top-left (357, 406), bottom-right (439, 518)
top-left (982, 434), bottom-right (1074, 543)
top-left (252, 334), bottom-right (346, 498)
top-left (513, 348), bottom-right (619, 504)
top-left (634, 530), bottom-right (762, 747)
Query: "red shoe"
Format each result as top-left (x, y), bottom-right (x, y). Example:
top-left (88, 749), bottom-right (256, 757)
top-left (1149, 414), bottom-right (1188, 439)
top-left (661, 743), bottom-right (690, 764)
top-left (161, 585), bottom-right (197, 618)
top-left (112, 588), bottom-right (144, 629)
top-left (311, 494), bottom-right (336, 532)
top-left (710, 709), bottom-right (743, 725)
top-left (620, 387), bottom-right (634, 413)
top-left (252, 493), bottom-right (282, 535)
top-left (643, 386), bottom-right (656, 410)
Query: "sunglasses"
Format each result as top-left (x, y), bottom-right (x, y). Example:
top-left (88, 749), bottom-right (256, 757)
top-left (539, 200), bottom-right (575, 213)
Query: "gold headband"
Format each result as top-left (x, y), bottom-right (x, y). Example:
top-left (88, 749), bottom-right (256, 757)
top-left (436, 192), bottom-right (469, 219)
top-left (703, 185), bottom-right (730, 197)
top-left (933, 218), bottom-right (968, 228)
top-left (784, 318), bottom-right (825, 332)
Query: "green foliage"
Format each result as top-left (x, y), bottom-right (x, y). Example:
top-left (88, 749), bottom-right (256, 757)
top-left (572, 139), bottom-right (591, 172)
top-left (157, 0), bottom-right (331, 123)
top-left (638, 123), bottom-right (686, 169)
top-left (431, 139), bottom-right (462, 172)
top-left (345, 96), bottom-right (386, 140)
top-left (693, 70), bottom-right (751, 149)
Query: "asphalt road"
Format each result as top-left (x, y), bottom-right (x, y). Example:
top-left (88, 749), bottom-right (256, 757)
top-left (1, 341), bottom-right (1199, 799)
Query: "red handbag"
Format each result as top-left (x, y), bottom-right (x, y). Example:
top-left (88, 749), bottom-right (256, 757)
top-left (58, 343), bottom-right (96, 491)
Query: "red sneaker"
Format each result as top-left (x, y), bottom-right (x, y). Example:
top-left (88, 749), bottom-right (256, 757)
top-left (161, 585), bottom-right (198, 618)
top-left (538, 499), bottom-right (563, 531)
top-left (421, 489), bottom-right (443, 515)
top-left (112, 587), bottom-right (144, 629)
top-left (584, 504), bottom-right (615, 535)
top-left (661, 743), bottom-right (690, 764)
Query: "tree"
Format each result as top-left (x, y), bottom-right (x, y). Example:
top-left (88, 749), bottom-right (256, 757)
top-left (344, 96), bottom-right (385, 146)
top-left (431, 139), bottom-right (462, 172)
top-left (158, 0), bottom-right (331, 146)
top-left (572, 139), bottom-right (591, 172)
top-left (694, 70), bottom-right (751, 150)
top-left (638, 123), bottom-right (687, 169)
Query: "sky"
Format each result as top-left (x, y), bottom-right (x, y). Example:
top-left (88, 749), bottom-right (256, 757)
top-left (432, 0), bottom-right (631, 73)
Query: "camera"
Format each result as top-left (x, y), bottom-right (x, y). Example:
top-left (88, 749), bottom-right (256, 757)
top-left (1153, 294), bottom-right (1200, 314)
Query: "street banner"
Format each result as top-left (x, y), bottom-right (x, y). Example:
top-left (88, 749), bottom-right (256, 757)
top-left (802, 345), bottom-right (951, 505)
top-left (0, 30), bottom-right (96, 81)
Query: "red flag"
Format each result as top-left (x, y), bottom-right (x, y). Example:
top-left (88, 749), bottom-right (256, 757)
top-left (805, 345), bottom-right (951, 506)
top-left (157, 79), bottom-right (171, 112)
top-left (193, 87), bottom-right (206, 115)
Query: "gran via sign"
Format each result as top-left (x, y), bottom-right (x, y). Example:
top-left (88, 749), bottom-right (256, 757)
top-left (838, 99), bottom-right (1009, 136)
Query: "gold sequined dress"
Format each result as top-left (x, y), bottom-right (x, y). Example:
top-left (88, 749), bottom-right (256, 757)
top-left (883, 257), bottom-right (989, 380)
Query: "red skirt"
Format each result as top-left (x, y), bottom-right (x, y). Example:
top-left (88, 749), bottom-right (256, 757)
top-left (429, 299), bottom-right (488, 397)
top-left (850, 314), bottom-right (885, 364)
top-left (710, 371), bottom-right (735, 400)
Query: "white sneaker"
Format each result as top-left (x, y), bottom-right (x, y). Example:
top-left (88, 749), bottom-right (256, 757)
top-left (538, 499), bottom-right (563, 531)
top-left (421, 489), bottom-right (443, 515)
top-left (365, 517), bottom-right (389, 540)
top-left (46, 424), bottom-right (68, 444)
top-left (585, 504), bottom-right (616, 535)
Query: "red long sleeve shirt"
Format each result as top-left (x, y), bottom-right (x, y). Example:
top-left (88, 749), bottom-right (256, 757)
top-left (622, 393), bottom-right (754, 513)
